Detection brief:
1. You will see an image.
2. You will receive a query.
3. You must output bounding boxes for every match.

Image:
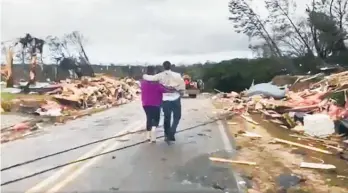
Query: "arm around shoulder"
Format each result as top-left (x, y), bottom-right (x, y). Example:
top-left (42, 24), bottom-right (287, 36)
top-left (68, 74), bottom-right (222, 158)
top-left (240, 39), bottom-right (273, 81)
top-left (177, 73), bottom-right (186, 91)
top-left (143, 73), bottom-right (161, 81)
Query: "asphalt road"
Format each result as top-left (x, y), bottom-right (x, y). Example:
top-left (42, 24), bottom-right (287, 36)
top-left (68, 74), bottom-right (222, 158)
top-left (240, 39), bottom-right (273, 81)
top-left (1, 96), bottom-right (244, 193)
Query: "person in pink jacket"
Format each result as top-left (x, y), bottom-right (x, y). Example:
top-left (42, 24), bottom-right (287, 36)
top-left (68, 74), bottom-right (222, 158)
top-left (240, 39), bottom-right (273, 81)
top-left (140, 66), bottom-right (170, 143)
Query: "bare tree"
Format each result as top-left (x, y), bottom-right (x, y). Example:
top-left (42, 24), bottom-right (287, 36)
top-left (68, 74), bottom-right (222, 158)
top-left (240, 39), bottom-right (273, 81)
top-left (306, 0), bottom-right (347, 59)
top-left (329, 0), bottom-right (348, 52)
top-left (327, 0), bottom-right (348, 30)
top-left (14, 34), bottom-right (45, 89)
top-left (266, 0), bottom-right (315, 57)
top-left (274, 19), bottom-right (315, 57)
top-left (46, 31), bottom-right (95, 78)
top-left (228, 0), bottom-right (282, 57)
top-left (249, 42), bottom-right (277, 58)
top-left (65, 31), bottom-right (90, 63)
top-left (46, 35), bottom-right (72, 64)
top-left (0, 42), bottom-right (6, 60)
top-left (1, 45), bottom-right (14, 87)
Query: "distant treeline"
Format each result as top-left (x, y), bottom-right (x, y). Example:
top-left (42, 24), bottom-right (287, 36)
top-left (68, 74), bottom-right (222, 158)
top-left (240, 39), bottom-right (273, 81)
top-left (180, 56), bottom-right (347, 93)
top-left (5, 55), bottom-right (346, 93)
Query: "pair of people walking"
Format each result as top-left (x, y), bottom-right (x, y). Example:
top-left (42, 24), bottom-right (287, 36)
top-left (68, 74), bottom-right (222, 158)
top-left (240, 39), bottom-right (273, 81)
top-left (140, 61), bottom-right (185, 144)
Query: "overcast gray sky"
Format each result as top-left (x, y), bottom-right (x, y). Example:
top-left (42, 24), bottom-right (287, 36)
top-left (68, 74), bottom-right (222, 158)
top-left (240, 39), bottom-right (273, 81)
top-left (1, 0), bottom-right (309, 64)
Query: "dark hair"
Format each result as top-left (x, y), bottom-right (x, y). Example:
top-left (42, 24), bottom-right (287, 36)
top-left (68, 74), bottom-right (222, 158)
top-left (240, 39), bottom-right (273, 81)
top-left (146, 66), bottom-right (156, 75)
top-left (163, 61), bottom-right (171, 70)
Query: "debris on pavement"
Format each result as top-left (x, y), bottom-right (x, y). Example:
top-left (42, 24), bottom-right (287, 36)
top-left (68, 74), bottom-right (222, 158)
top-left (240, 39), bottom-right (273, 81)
top-left (337, 175), bottom-right (348, 179)
top-left (35, 100), bottom-right (63, 116)
top-left (227, 121), bottom-right (238, 125)
top-left (219, 114), bottom-right (348, 193)
top-left (1, 75), bottom-right (140, 143)
top-left (212, 71), bottom-right (348, 160)
top-left (213, 70), bottom-right (348, 192)
top-left (273, 138), bottom-right (333, 154)
top-left (12, 122), bottom-right (30, 132)
top-left (241, 115), bottom-right (259, 125)
top-left (300, 162), bottom-right (336, 170)
top-left (240, 131), bottom-right (262, 138)
top-left (209, 157), bottom-right (257, 166)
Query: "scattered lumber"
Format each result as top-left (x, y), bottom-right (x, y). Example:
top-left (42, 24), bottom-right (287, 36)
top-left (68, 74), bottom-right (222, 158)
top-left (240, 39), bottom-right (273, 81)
top-left (241, 115), bottom-right (259, 125)
top-left (209, 157), bottom-right (257, 166)
top-left (274, 138), bottom-right (333, 154)
top-left (300, 162), bottom-right (336, 170)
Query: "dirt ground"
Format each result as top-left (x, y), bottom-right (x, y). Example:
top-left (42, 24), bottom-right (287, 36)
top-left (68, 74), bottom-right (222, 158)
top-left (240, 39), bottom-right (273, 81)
top-left (213, 104), bottom-right (348, 193)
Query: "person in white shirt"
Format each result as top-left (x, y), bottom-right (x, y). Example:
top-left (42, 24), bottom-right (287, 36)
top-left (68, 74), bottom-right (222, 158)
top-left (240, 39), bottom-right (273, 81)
top-left (143, 61), bottom-right (185, 144)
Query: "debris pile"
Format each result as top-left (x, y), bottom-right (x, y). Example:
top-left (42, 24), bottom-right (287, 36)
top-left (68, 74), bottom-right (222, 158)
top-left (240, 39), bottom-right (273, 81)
top-left (1, 75), bottom-right (140, 117)
top-left (49, 76), bottom-right (139, 109)
top-left (1, 75), bottom-right (140, 143)
top-left (213, 71), bottom-right (348, 160)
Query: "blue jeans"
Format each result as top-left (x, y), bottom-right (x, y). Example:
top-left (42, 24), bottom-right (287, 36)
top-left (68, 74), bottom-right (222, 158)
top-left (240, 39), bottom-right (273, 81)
top-left (162, 98), bottom-right (181, 141)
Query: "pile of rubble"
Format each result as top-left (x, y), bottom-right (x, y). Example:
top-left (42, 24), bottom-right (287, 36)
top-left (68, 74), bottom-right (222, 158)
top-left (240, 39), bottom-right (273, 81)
top-left (1, 75), bottom-right (140, 143)
top-left (47, 75), bottom-right (139, 108)
top-left (2, 75), bottom-right (140, 117)
top-left (213, 71), bottom-right (348, 159)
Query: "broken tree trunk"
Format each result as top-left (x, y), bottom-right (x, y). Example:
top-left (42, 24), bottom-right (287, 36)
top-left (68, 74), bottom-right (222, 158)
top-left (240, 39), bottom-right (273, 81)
top-left (29, 55), bottom-right (37, 84)
top-left (24, 55), bottom-right (37, 93)
top-left (6, 48), bottom-right (14, 88)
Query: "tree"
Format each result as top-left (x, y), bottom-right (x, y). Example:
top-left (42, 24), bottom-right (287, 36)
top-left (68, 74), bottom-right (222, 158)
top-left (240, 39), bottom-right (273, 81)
top-left (16, 34), bottom-right (45, 90)
top-left (46, 32), bottom-right (95, 78)
top-left (249, 42), bottom-right (276, 58)
top-left (266, 0), bottom-right (315, 56)
top-left (1, 34), bottom-right (44, 88)
top-left (2, 45), bottom-right (14, 87)
top-left (306, 0), bottom-right (347, 59)
top-left (65, 31), bottom-right (90, 63)
top-left (1, 42), bottom-right (5, 61)
top-left (326, 0), bottom-right (348, 32)
top-left (46, 35), bottom-right (72, 64)
top-left (228, 0), bottom-right (347, 70)
top-left (228, 0), bottom-right (282, 57)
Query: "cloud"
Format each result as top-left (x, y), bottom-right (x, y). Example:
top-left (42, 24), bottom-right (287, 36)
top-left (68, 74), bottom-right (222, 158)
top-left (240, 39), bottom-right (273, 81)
top-left (1, 0), bottom-right (252, 64)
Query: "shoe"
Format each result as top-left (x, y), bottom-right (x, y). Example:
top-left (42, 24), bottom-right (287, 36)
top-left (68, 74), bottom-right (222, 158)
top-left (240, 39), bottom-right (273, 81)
top-left (166, 140), bottom-right (175, 145)
top-left (165, 136), bottom-right (175, 145)
top-left (146, 131), bottom-right (151, 141)
top-left (150, 126), bottom-right (156, 143)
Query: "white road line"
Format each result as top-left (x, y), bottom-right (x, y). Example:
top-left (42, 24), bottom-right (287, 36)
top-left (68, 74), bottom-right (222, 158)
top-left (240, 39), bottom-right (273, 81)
top-left (217, 121), bottom-right (233, 152)
top-left (45, 123), bottom-right (144, 193)
top-left (213, 110), bottom-right (247, 192)
top-left (45, 110), bottom-right (197, 192)
top-left (204, 107), bottom-right (233, 152)
top-left (25, 121), bottom-right (144, 193)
